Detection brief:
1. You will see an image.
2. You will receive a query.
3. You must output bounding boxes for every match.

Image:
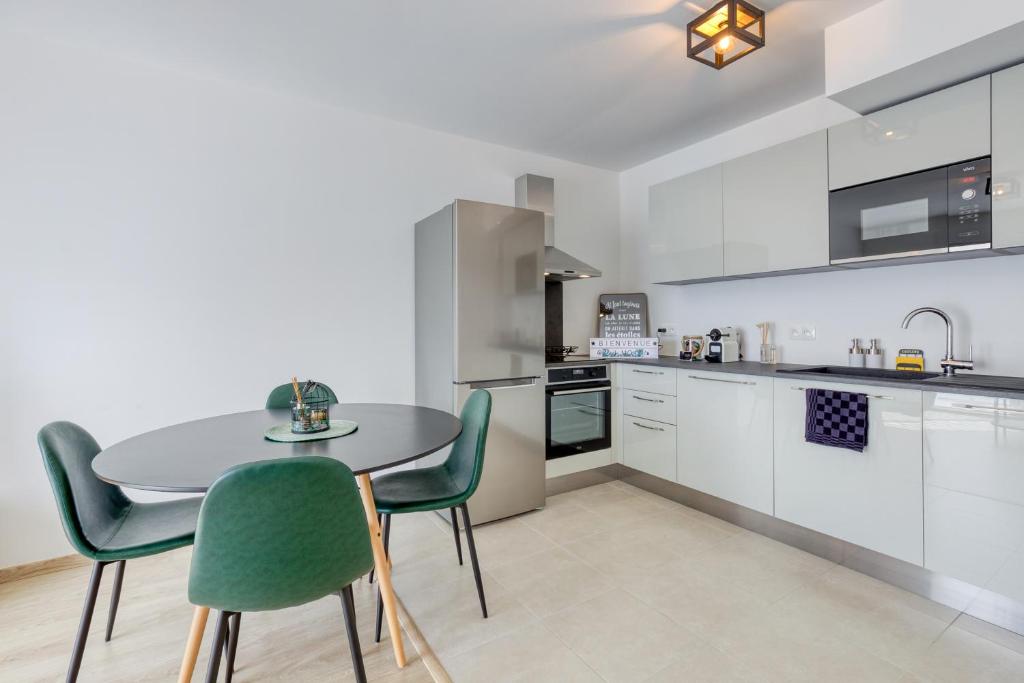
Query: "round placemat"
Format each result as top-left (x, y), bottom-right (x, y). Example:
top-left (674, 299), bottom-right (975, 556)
top-left (264, 419), bottom-right (359, 443)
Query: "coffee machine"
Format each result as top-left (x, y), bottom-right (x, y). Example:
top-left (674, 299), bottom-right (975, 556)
top-left (705, 327), bottom-right (740, 363)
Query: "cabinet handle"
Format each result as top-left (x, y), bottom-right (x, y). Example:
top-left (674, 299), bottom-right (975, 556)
top-left (688, 375), bottom-right (756, 386)
top-left (632, 395), bottom-right (665, 403)
top-left (632, 421), bottom-right (665, 432)
top-left (631, 369), bottom-right (664, 375)
top-left (952, 403), bottom-right (1024, 415)
top-left (789, 386), bottom-right (894, 401)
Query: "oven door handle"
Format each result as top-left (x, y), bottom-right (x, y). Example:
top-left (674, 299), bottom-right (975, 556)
top-left (548, 386), bottom-right (612, 396)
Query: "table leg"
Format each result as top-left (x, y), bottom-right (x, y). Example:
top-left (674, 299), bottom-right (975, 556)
top-left (178, 605), bottom-right (210, 683)
top-left (356, 473), bottom-right (407, 668)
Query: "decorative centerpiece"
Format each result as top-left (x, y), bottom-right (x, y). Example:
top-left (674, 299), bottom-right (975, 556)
top-left (289, 377), bottom-right (331, 434)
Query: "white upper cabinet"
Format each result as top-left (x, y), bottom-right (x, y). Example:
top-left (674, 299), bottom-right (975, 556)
top-left (676, 370), bottom-right (773, 514)
top-left (774, 378), bottom-right (924, 565)
top-left (828, 76), bottom-right (991, 191)
top-left (647, 165), bottom-right (724, 283)
top-left (924, 392), bottom-right (1024, 603)
top-left (723, 131), bottom-right (829, 276)
top-left (993, 63), bottom-right (1024, 250)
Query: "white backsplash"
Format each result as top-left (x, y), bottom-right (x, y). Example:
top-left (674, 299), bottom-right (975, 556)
top-left (646, 254), bottom-right (1024, 376)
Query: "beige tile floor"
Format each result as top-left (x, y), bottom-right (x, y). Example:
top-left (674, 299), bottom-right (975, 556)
top-left (0, 546), bottom-right (434, 682)
top-left (387, 480), bottom-right (1024, 683)
top-left (5, 480), bottom-right (1024, 682)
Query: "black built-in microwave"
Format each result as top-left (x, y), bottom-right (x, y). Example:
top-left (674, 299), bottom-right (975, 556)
top-left (829, 157), bottom-right (991, 265)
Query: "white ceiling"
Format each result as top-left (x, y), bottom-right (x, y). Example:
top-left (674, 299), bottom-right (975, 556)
top-left (2, 0), bottom-right (881, 170)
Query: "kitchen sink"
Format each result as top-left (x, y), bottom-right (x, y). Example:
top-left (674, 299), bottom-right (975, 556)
top-left (922, 374), bottom-right (1024, 392)
top-left (775, 366), bottom-right (942, 382)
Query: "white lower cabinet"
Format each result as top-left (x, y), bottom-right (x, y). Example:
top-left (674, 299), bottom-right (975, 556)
top-left (676, 370), bottom-right (774, 514)
top-left (623, 389), bottom-right (676, 425)
top-left (622, 415), bottom-right (676, 481)
top-left (619, 364), bottom-right (677, 396)
top-left (773, 378), bottom-right (924, 565)
top-left (924, 392), bottom-right (1024, 602)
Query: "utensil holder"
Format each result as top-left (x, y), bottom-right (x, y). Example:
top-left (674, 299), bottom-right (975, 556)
top-left (291, 399), bottom-right (330, 434)
top-left (759, 343), bottom-right (777, 364)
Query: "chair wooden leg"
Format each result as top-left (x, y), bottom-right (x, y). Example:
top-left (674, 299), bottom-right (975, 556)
top-left (460, 503), bottom-right (488, 619)
top-left (177, 606), bottom-right (210, 683)
top-left (450, 507), bottom-right (464, 565)
top-left (368, 513), bottom-right (381, 584)
top-left (66, 560), bottom-right (106, 683)
top-left (104, 560), bottom-right (125, 642)
top-left (205, 611), bottom-right (229, 683)
top-left (356, 473), bottom-right (406, 667)
top-left (374, 513), bottom-right (392, 643)
top-left (224, 612), bottom-right (240, 683)
top-left (340, 586), bottom-right (368, 683)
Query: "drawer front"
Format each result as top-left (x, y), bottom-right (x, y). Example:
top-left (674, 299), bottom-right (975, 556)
top-left (622, 416), bottom-right (676, 481)
top-left (623, 389), bottom-right (676, 425)
top-left (619, 364), bottom-right (676, 396)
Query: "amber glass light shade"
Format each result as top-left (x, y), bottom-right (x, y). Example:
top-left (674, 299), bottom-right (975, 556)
top-left (687, 0), bottom-right (765, 70)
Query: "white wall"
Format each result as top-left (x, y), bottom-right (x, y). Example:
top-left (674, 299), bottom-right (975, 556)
top-left (619, 95), bottom-right (1024, 376)
top-left (0, 32), bottom-right (619, 568)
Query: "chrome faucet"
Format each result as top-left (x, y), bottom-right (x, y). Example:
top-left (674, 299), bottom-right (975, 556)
top-left (900, 307), bottom-right (974, 376)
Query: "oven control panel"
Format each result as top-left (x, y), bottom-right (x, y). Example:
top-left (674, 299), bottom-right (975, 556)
top-left (547, 364), bottom-right (608, 384)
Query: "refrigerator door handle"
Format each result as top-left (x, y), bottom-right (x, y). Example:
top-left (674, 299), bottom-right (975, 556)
top-left (455, 376), bottom-right (540, 389)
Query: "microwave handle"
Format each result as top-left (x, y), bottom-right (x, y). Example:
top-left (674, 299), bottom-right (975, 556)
top-left (986, 176), bottom-right (992, 196)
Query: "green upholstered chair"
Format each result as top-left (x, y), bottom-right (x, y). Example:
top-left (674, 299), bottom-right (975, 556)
top-left (370, 389), bottom-right (492, 641)
top-left (37, 421), bottom-right (202, 683)
top-left (265, 381), bottom-right (339, 409)
top-left (188, 456), bottom-right (374, 683)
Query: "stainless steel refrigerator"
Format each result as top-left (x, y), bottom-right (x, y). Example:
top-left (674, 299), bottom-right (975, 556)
top-left (415, 200), bottom-right (546, 524)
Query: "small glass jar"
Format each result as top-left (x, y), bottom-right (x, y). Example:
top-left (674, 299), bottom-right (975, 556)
top-left (291, 400), bottom-right (330, 434)
top-left (759, 343), bottom-right (777, 364)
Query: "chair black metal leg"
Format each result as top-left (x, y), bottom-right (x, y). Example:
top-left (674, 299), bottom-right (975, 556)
top-left (66, 560), bottom-right (106, 683)
top-left (369, 512), bottom-right (382, 584)
top-left (205, 611), bottom-right (229, 683)
top-left (450, 507), bottom-right (464, 565)
top-left (222, 617), bottom-right (230, 661)
top-left (224, 612), bottom-right (240, 683)
top-left (104, 560), bottom-right (125, 642)
top-left (460, 503), bottom-right (488, 619)
top-left (340, 586), bottom-right (367, 683)
top-left (374, 513), bottom-right (392, 643)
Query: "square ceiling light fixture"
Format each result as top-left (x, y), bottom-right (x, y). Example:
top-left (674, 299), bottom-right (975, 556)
top-left (687, 0), bottom-right (765, 69)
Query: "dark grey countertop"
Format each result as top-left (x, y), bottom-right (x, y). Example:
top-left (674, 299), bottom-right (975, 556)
top-left (591, 356), bottom-right (1024, 400)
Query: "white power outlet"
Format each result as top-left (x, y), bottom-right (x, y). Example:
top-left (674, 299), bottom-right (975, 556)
top-left (789, 324), bottom-right (817, 341)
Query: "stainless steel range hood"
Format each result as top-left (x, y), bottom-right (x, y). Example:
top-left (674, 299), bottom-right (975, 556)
top-left (514, 174), bottom-right (602, 282)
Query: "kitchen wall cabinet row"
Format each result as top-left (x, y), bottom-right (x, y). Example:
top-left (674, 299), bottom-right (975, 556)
top-left (615, 364), bottom-right (1024, 605)
top-left (646, 64), bottom-right (1024, 284)
top-left (647, 130), bottom-right (828, 283)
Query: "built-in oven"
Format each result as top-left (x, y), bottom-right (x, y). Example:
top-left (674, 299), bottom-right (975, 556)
top-left (545, 364), bottom-right (611, 460)
top-left (829, 157), bottom-right (991, 265)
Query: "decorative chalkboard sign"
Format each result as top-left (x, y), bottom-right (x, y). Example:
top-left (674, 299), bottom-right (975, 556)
top-left (598, 293), bottom-right (649, 338)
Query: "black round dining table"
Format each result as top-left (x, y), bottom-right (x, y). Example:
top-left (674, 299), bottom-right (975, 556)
top-left (92, 403), bottom-right (462, 679)
top-left (92, 403), bottom-right (463, 492)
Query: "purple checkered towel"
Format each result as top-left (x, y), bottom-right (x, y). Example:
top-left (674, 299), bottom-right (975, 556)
top-left (804, 388), bottom-right (869, 452)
